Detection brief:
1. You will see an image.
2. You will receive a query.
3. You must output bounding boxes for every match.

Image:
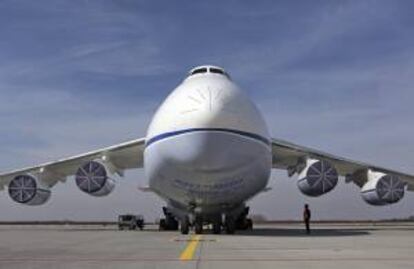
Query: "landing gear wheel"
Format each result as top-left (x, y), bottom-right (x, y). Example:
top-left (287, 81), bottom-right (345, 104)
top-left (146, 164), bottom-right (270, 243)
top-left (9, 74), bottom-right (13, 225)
top-left (161, 207), bottom-right (179, 231)
top-left (159, 219), bottom-right (166, 231)
top-left (225, 217), bottom-right (236, 234)
top-left (194, 217), bottom-right (203, 234)
top-left (212, 220), bottom-right (222, 234)
top-left (246, 218), bottom-right (253, 230)
top-left (180, 217), bottom-right (190, 235)
top-left (166, 216), bottom-right (179, 231)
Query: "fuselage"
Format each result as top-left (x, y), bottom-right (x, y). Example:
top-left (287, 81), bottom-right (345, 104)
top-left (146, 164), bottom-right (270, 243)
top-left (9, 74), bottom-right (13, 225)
top-left (144, 66), bottom-right (272, 217)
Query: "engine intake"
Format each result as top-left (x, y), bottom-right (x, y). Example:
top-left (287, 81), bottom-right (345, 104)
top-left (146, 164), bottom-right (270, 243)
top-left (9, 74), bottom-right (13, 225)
top-left (361, 171), bottom-right (405, 206)
top-left (75, 160), bottom-right (115, 197)
top-left (297, 159), bottom-right (338, 197)
top-left (8, 174), bottom-right (51, 205)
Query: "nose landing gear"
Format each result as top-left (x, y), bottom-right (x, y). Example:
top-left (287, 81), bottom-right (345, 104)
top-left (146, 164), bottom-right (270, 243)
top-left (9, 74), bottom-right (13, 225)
top-left (212, 218), bottom-right (222, 234)
top-left (180, 217), bottom-right (190, 234)
top-left (178, 215), bottom-right (203, 234)
top-left (194, 216), bottom-right (203, 234)
top-left (173, 206), bottom-right (254, 234)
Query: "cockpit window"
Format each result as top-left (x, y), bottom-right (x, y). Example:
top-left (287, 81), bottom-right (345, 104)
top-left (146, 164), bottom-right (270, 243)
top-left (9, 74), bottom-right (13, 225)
top-left (210, 67), bottom-right (230, 79)
top-left (187, 66), bottom-right (231, 80)
top-left (191, 68), bottom-right (207, 75)
top-left (210, 68), bottom-right (224, 75)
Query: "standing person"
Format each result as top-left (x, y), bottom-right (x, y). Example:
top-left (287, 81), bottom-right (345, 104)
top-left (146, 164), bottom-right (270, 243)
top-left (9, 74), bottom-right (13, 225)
top-left (303, 204), bottom-right (311, 234)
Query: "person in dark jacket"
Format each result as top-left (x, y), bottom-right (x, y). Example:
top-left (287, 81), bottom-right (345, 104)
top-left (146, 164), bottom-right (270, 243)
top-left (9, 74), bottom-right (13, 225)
top-left (303, 204), bottom-right (311, 234)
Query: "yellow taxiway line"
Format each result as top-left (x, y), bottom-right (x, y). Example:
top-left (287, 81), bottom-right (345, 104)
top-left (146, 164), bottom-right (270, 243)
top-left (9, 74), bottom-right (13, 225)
top-left (179, 235), bottom-right (202, 261)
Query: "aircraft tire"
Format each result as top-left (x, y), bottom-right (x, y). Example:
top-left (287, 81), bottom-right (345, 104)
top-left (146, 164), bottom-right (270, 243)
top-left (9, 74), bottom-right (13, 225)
top-left (225, 217), bottom-right (236, 234)
top-left (212, 220), bottom-right (221, 234)
top-left (247, 218), bottom-right (253, 230)
top-left (159, 219), bottom-right (166, 231)
top-left (180, 218), bottom-right (190, 234)
top-left (194, 217), bottom-right (203, 234)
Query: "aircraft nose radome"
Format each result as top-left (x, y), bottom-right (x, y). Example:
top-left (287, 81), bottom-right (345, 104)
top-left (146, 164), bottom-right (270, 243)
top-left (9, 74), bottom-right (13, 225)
top-left (146, 77), bottom-right (270, 143)
top-left (145, 129), bottom-right (269, 176)
top-left (177, 77), bottom-right (264, 127)
top-left (181, 86), bottom-right (236, 117)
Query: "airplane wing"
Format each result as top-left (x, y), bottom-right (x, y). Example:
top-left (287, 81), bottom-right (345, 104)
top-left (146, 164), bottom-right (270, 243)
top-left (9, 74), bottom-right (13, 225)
top-left (271, 138), bottom-right (414, 191)
top-left (0, 138), bottom-right (145, 191)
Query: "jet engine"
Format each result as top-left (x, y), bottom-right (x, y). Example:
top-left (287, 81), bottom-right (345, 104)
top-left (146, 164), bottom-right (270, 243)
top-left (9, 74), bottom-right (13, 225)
top-left (8, 174), bottom-right (51, 205)
top-left (297, 159), bottom-right (338, 197)
top-left (75, 160), bottom-right (115, 197)
top-left (361, 171), bottom-right (405, 206)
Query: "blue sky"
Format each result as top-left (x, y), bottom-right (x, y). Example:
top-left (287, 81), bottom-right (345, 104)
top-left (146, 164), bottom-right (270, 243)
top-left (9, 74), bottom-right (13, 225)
top-left (0, 0), bottom-right (413, 221)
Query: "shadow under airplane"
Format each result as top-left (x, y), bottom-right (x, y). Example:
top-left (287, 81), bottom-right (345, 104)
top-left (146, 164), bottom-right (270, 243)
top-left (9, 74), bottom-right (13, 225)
top-left (233, 227), bottom-right (371, 237)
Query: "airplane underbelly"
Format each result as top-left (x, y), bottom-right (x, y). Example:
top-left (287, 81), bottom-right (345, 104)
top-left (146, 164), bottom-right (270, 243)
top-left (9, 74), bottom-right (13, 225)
top-left (144, 129), bottom-right (272, 210)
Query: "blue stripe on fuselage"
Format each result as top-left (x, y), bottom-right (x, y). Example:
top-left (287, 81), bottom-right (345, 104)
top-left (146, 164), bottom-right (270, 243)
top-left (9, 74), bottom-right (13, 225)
top-left (145, 128), bottom-right (270, 148)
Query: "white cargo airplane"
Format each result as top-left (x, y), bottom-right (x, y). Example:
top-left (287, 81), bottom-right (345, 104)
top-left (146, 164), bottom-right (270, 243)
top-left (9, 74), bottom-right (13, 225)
top-left (1, 65), bottom-right (413, 234)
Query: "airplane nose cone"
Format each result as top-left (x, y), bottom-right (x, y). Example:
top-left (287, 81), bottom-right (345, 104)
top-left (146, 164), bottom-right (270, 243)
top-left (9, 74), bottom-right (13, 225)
top-left (146, 78), bottom-right (269, 141)
top-left (179, 85), bottom-right (242, 126)
top-left (145, 78), bottom-right (271, 175)
top-left (145, 127), bottom-right (271, 181)
top-left (165, 130), bottom-right (255, 172)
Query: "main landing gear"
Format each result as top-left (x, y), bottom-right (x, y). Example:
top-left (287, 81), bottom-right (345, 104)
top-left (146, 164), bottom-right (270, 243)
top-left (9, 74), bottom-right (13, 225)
top-left (159, 207), bottom-right (179, 231)
top-left (224, 207), bottom-right (254, 234)
top-left (161, 206), bottom-right (254, 234)
top-left (235, 207), bottom-right (254, 231)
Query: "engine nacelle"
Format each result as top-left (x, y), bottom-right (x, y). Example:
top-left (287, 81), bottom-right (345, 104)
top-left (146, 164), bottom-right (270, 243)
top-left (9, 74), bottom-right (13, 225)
top-left (297, 159), bottom-right (338, 197)
top-left (75, 160), bottom-right (115, 197)
top-left (361, 171), bottom-right (405, 206)
top-left (8, 174), bottom-right (51, 205)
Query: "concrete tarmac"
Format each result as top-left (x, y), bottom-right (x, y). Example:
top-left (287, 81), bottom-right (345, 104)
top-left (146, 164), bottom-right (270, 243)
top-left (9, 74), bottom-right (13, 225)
top-left (0, 223), bottom-right (413, 269)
